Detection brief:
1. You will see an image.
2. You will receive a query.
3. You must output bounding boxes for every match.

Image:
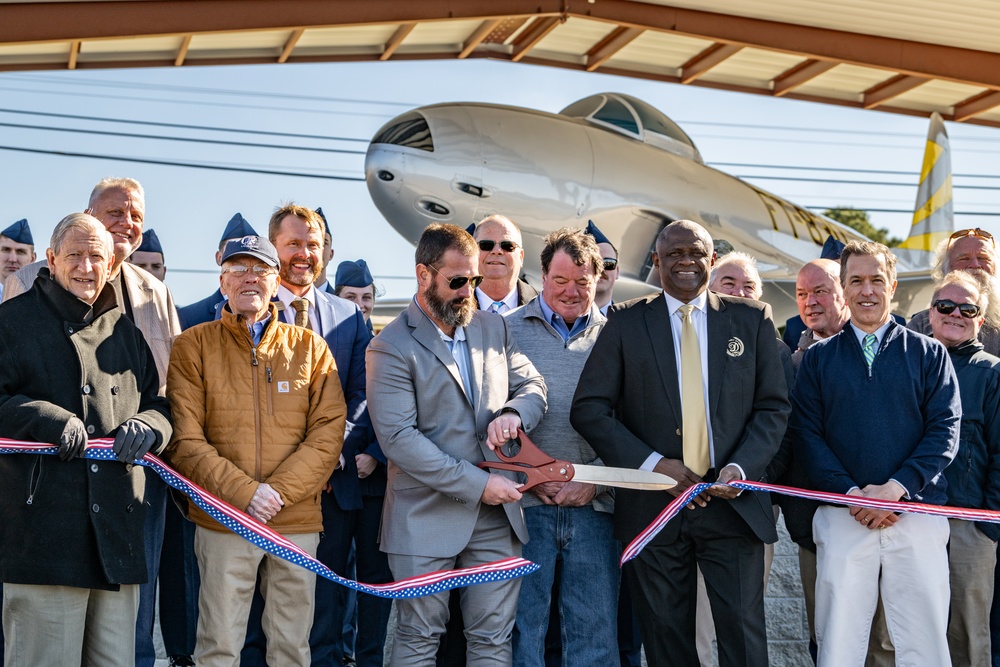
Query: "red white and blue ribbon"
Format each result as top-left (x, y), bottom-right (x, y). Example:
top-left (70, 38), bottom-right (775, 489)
top-left (621, 479), bottom-right (1000, 565)
top-left (0, 438), bottom-right (539, 598)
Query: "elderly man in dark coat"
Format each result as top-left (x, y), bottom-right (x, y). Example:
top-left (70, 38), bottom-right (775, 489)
top-left (0, 212), bottom-right (172, 667)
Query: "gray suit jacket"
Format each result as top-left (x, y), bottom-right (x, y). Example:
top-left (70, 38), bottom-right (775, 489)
top-left (3, 260), bottom-right (180, 395)
top-left (367, 300), bottom-right (546, 558)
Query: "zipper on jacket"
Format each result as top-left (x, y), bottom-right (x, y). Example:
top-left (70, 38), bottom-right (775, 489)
top-left (266, 364), bottom-right (274, 415)
top-left (26, 455), bottom-right (42, 505)
top-left (251, 347), bottom-right (263, 481)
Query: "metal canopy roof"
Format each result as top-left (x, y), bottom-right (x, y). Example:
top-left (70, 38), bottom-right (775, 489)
top-left (5, 0), bottom-right (1000, 127)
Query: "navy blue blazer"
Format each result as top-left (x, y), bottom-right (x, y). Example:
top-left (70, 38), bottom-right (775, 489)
top-left (215, 290), bottom-right (376, 510)
top-left (178, 289), bottom-right (225, 331)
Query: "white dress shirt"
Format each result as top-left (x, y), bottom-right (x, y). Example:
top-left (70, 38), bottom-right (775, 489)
top-left (277, 284), bottom-right (319, 331)
top-left (476, 285), bottom-right (518, 314)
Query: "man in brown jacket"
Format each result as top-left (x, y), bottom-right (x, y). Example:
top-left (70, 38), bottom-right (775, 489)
top-left (167, 235), bottom-right (346, 667)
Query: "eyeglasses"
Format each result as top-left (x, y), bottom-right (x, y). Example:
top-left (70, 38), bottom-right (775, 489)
top-left (949, 228), bottom-right (995, 247)
top-left (933, 299), bottom-right (982, 319)
top-left (478, 240), bottom-right (519, 253)
top-left (222, 265), bottom-right (277, 278)
top-left (602, 258), bottom-right (619, 271)
top-left (427, 263), bottom-right (484, 290)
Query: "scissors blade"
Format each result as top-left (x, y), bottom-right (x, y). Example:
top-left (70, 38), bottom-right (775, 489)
top-left (571, 464), bottom-right (676, 490)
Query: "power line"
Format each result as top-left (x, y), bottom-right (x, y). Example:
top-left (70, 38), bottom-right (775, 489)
top-left (0, 119), bottom-right (367, 155)
top-left (0, 107), bottom-right (369, 143)
top-left (804, 205), bottom-right (999, 216)
top-left (0, 144), bottom-right (366, 181)
top-left (709, 162), bottom-right (1000, 180)
top-left (2, 73), bottom-right (418, 108)
top-left (735, 174), bottom-right (1000, 191)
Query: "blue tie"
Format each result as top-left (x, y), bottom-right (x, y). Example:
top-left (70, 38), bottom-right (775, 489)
top-left (491, 301), bottom-right (505, 314)
top-left (862, 333), bottom-right (877, 369)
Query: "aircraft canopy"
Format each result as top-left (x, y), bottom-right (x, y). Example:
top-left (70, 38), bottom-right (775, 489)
top-left (560, 93), bottom-right (703, 163)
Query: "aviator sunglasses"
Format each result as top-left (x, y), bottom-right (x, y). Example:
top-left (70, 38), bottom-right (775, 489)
top-left (602, 258), bottom-right (619, 271)
top-left (933, 299), bottom-right (982, 319)
top-left (949, 228), bottom-right (995, 248)
top-left (427, 263), bottom-right (484, 290)
top-left (478, 240), bottom-right (519, 253)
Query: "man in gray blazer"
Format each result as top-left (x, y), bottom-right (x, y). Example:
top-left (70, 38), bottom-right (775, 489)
top-left (367, 223), bottom-right (546, 667)
top-left (571, 220), bottom-right (789, 667)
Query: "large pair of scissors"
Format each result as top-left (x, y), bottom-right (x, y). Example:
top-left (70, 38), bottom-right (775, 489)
top-left (478, 429), bottom-right (676, 491)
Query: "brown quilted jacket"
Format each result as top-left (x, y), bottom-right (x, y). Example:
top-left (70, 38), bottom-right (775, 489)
top-left (166, 303), bottom-right (345, 534)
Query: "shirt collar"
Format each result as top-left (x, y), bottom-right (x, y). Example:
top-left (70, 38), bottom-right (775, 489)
top-left (537, 293), bottom-right (591, 331)
top-left (663, 290), bottom-right (708, 317)
top-left (476, 284), bottom-right (518, 312)
top-left (850, 318), bottom-right (893, 346)
top-left (277, 283), bottom-right (315, 310)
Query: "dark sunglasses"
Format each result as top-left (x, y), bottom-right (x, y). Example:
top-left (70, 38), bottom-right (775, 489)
top-left (949, 228), bottom-right (995, 247)
top-left (933, 299), bottom-right (982, 319)
top-left (427, 263), bottom-right (484, 290)
top-left (478, 240), bottom-right (519, 253)
top-left (602, 258), bottom-right (619, 271)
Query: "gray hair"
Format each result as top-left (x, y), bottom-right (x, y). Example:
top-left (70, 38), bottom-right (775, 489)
top-left (931, 271), bottom-right (988, 313)
top-left (474, 214), bottom-right (523, 244)
top-left (50, 213), bottom-right (114, 257)
top-left (710, 251), bottom-right (761, 286)
top-left (930, 234), bottom-right (1000, 282)
top-left (87, 177), bottom-right (145, 210)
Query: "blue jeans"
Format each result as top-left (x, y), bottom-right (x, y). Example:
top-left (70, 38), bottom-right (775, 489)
top-left (513, 504), bottom-right (619, 667)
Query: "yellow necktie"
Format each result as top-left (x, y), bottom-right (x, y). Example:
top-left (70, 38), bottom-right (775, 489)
top-left (291, 298), bottom-right (310, 329)
top-left (679, 304), bottom-right (710, 476)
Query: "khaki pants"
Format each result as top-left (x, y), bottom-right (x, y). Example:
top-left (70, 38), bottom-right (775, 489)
top-left (193, 526), bottom-right (320, 667)
top-left (947, 518), bottom-right (997, 667)
top-left (3, 582), bottom-right (138, 667)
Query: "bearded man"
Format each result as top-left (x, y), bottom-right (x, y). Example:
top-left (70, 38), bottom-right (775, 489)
top-left (366, 222), bottom-right (547, 667)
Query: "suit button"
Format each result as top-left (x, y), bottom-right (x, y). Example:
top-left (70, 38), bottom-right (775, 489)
top-left (478, 434), bottom-right (485, 441)
top-left (676, 428), bottom-right (681, 436)
top-left (90, 464), bottom-right (99, 473)
top-left (92, 504), bottom-right (100, 513)
top-left (111, 386), bottom-right (119, 395)
top-left (126, 504), bottom-right (134, 513)
top-left (86, 425), bottom-right (95, 434)
top-left (82, 385), bottom-right (91, 395)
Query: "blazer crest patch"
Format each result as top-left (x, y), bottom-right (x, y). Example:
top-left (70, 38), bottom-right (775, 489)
top-left (726, 337), bottom-right (745, 357)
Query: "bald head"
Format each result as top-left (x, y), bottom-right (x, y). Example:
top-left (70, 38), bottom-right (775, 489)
top-left (474, 214), bottom-right (525, 300)
top-left (796, 259), bottom-right (848, 338)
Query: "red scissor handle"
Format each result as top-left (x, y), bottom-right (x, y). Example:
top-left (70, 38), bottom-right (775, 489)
top-left (477, 428), bottom-right (576, 491)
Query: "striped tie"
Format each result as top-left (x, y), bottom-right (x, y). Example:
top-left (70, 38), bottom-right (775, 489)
top-left (491, 301), bottom-right (505, 314)
top-left (862, 333), bottom-right (877, 369)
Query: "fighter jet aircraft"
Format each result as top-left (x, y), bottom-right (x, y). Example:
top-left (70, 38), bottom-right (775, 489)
top-left (365, 93), bottom-right (952, 321)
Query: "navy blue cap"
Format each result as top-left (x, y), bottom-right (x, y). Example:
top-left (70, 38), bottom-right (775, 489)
top-left (335, 259), bottom-right (374, 288)
top-left (221, 235), bottom-right (279, 268)
top-left (137, 229), bottom-right (163, 254)
top-left (821, 235), bottom-right (846, 261)
top-left (315, 207), bottom-right (331, 237)
top-left (466, 223), bottom-right (477, 235)
top-left (220, 213), bottom-right (257, 244)
top-left (1, 219), bottom-right (33, 246)
top-left (585, 220), bottom-right (610, 245)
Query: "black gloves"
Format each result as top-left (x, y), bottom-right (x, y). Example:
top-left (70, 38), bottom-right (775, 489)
top-left (113, 419), bottom-right (156, 464)
top-left (59, 416), bottom-right (88, 461)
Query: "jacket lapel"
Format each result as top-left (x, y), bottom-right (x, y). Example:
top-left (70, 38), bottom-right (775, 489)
top-left (706, 292), bottom-right (729, 423)
top-left (465, 316), bottom-right (484, 412)
top-left (315, 292), bottom-right (339, 346)
top-left (644, 294), bottom-right (682, 428)
top-left (407, 302), bottom-right (473, 407)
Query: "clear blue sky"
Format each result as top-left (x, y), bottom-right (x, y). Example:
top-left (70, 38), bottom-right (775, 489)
top-left (2, 59), bottom-right (999, 305)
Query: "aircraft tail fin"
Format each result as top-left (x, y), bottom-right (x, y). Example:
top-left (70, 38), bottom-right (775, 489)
top-left (894, 112), bottom-right (953, 269)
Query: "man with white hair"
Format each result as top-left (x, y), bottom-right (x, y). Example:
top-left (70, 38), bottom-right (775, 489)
top-left (471, 215), bottom-right (538, 313)
top-left (0, 213), bottom-right (172, 666)
top-left (2, 177), bottom-right (181, 667)
top-left (908, 228), bottom-right (1000, 355)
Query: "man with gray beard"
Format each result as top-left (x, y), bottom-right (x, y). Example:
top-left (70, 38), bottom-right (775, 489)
top-left (366, 223), bottom-right (546, 667)
top-left (908, 228), bottom-right (1000, 355)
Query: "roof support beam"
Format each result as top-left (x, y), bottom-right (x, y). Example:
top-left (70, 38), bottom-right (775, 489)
top-left (174, 35), bottom-right (192, 66)
top-left (67, 40), bottom-right (80, 69)
top-left (954, 90), bottom-right (1000, 122)
top-left (278, 28), bottom-right (304, 63)
top-left (380, 23), bottom-right (415, 61)
top-left (771, 59), bottom-right (836, 96)
top-left (586, 26), bottom-right (643, 72)
top-left (459, 18), bottom-right (503, 59)
top-left (679, 42), bottom-right (741, 83)
top-left (511, 16), bottom-right (560, 62)
top-left (862, 74), bottom-right (926, 109)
